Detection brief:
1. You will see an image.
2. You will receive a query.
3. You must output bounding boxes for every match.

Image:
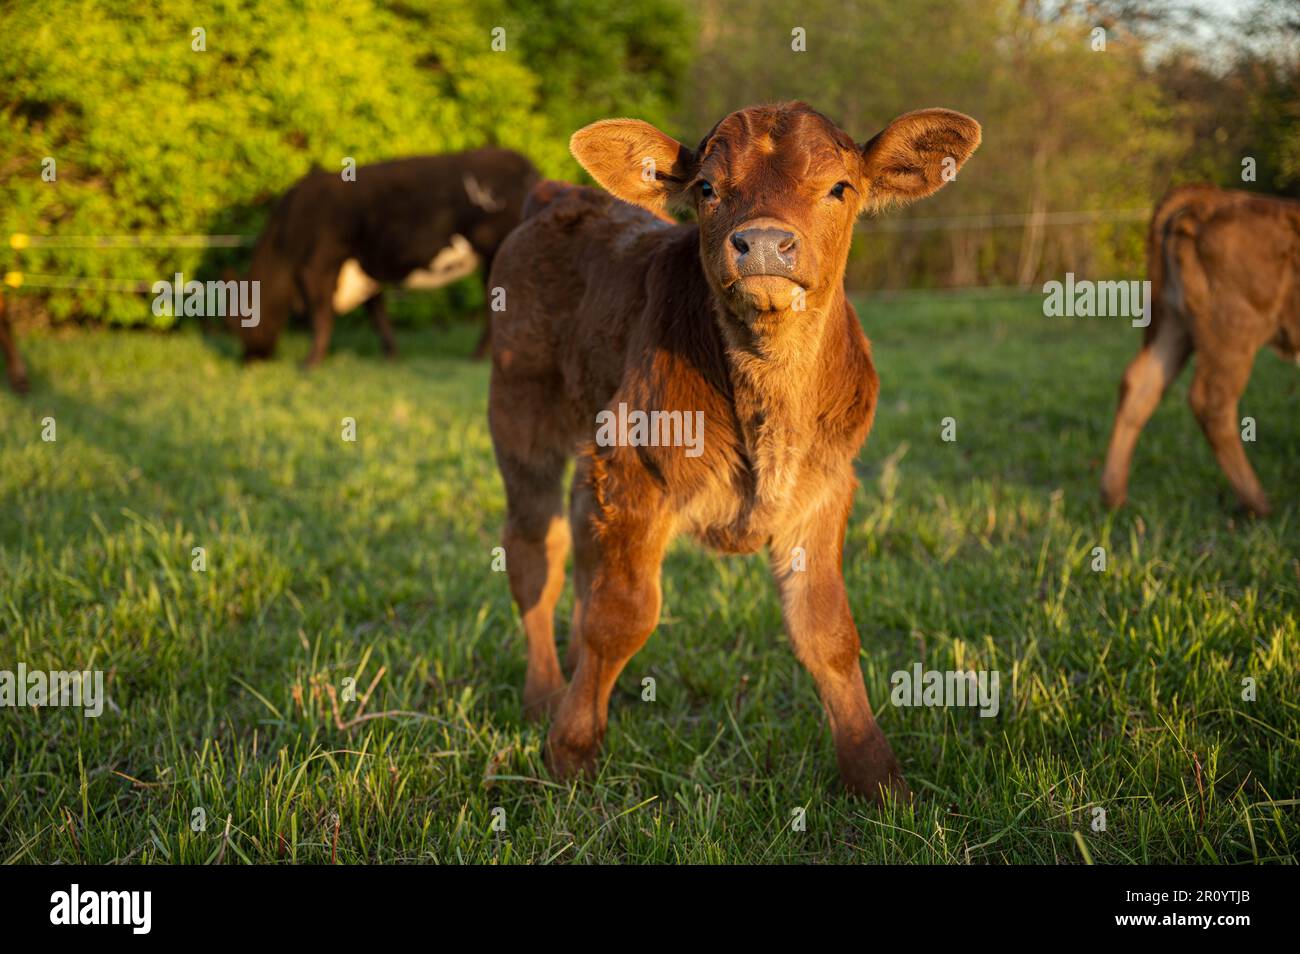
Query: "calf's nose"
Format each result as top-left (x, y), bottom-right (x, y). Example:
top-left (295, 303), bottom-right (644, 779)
top-left (730, 226), bottom-right (798, 274)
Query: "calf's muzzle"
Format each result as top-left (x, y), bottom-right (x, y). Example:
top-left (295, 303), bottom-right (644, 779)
top-left (728, 219), bottom-right (800, 277)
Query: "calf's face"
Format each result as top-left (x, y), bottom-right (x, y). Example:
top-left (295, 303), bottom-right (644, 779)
top-left (571, 102), bottom-right (980, 316)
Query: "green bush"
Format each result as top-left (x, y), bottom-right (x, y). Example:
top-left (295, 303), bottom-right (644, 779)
top-left (0, 0), bottom-right (691, 327)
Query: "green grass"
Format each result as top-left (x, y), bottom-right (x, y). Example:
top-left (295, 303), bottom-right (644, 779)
top-left (1, 296), bottom-right (1297, 864)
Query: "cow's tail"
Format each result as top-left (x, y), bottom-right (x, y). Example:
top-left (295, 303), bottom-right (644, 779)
top-left (1144, 183), bottom-right (1219, 345)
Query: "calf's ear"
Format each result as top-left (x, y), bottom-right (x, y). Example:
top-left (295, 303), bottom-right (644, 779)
top-left (859, 109), bottom-right (981, 210)
top-left (570, 119), bottom-right (695, 216)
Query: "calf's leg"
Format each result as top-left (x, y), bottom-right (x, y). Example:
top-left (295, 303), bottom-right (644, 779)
top-left (1101, 317), bottom-right (1191, 508)
top-left (489, 376), bottom-right (573, 720)
top-left (1188, 346), bottom-right (1270, 515)
top-left (564, 457), bottom-right (595, 675)
top-left (500, 456), bottom-right (570, 720)
top-left (770, 491), bottom-right (907, 804)
top-left (546, 472), bottom-right (672, 779)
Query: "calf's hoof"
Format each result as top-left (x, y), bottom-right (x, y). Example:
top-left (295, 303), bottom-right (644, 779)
top-left (544, 730), bottom-right (600, 782)
top-left (840, 734), bottom-right (912, 806)
top-left (1240, 496), bottom-right (1272, 518)
top-left (8, 368), bottom-right (29, 395)
top-left (1100, 486), bottom-right (1126, 510)
top-left (842, 758), bottom-right (911, 806)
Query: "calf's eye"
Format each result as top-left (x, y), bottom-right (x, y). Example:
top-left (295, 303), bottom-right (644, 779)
top-left (699, 179), bottom-right (715, 200)
top-left (829, 181), bottom-right (850, 200)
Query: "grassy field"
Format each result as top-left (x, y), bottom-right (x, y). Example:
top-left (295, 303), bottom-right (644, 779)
top-left (1, 294), bottom-right (1297, 864)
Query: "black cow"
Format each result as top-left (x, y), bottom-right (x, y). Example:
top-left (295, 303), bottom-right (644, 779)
top-left (230, 149), bottom-right (539, 365)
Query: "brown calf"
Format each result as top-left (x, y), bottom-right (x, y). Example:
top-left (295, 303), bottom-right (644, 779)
top-left (488, 102), bottom-right (980, 801)
top-left (1102, 185), bottom-right (1300, 515)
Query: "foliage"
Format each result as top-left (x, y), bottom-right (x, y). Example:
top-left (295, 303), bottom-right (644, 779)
top-left (0, 0), bottom-right (1294, 317)
top-left (0, 0), bottom-right (691, 326)
top-left (680, 0), bottom-right (1184, 289)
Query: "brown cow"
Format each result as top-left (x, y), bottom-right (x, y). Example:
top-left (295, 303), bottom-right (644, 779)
top-left (488, 102), bottom-right (980, 802)
top-left (1101, 184), bottom-right (1300, 516)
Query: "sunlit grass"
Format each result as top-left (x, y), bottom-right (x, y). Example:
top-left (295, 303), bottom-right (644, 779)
top-left (1, 296), bottom-right (1296, 863)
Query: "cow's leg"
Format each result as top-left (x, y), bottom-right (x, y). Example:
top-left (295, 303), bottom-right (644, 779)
top-left (472, 318), bottom-right (492, 361)
top-left (769, 489), bottom-right (907, 804)
top-left (490, 378), bottom-right (572, 721)
top-left (301, 268), bottom-right (337, 369)
top-left (546, 469), bottom-right (671, 779)
top-left (0, 296), bottom-right (29, 394)
top-left (1101, 316), bottom-right (1192, 508)
top-left (1188, 344), bottom-right (1270, 515)
top-left (304, 301), bottom-right (336, 368)
top-left (366, 293), bottom-right (397, 358)
top-left (472, 256), bottom-right (495, 360)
